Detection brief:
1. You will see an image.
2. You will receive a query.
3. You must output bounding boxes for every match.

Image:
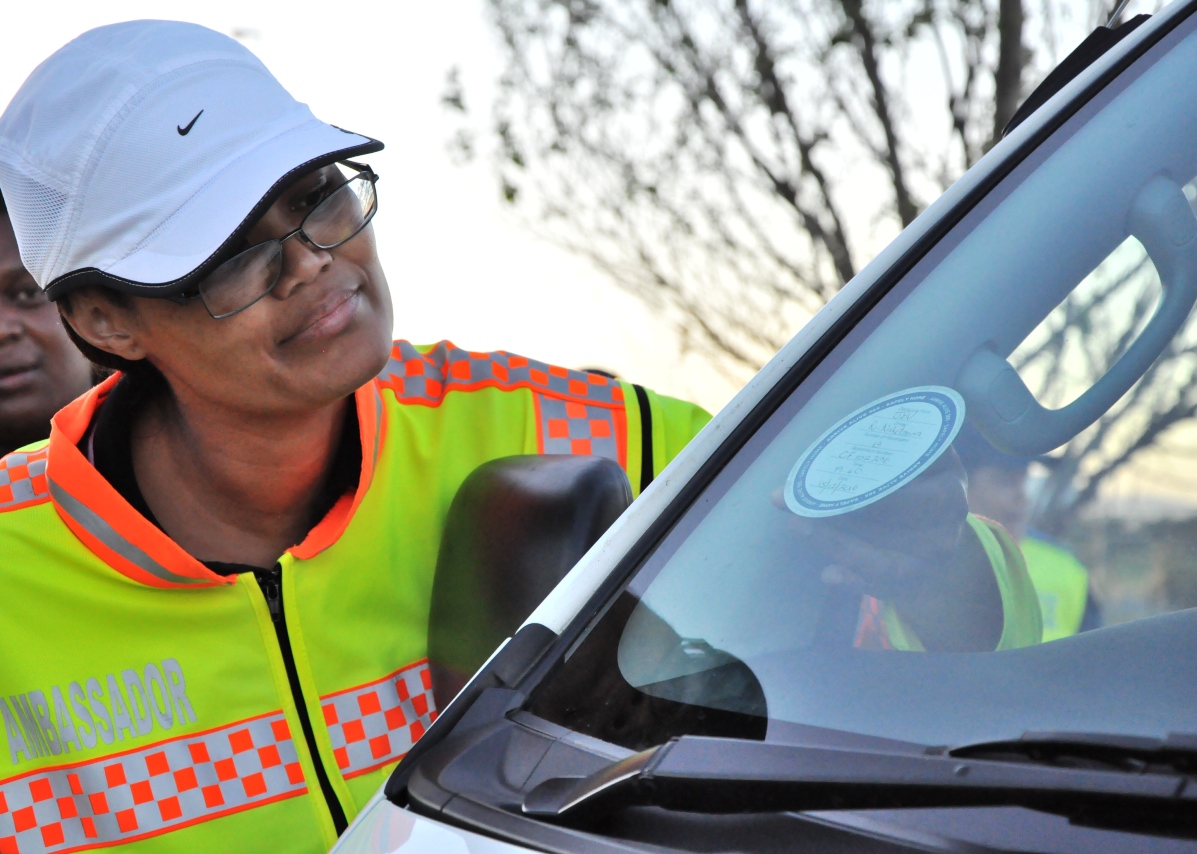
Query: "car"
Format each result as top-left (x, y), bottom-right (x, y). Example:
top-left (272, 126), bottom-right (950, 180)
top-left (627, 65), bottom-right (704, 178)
top-left (332, 2), bottom-right (1197, 851)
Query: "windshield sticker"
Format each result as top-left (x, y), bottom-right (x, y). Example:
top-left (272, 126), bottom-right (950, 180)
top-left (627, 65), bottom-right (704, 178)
top-left (785, 386), bottom-right (965, 518)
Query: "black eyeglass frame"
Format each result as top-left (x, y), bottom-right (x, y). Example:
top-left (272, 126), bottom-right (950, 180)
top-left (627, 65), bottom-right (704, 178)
top-left (168, 160), bottom-right (379, 319)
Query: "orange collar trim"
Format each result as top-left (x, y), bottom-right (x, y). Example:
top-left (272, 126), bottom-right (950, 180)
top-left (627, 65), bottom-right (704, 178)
top-left (47, 376), bottom-right (386, 588)
top-left (288, 380), bottom-right (384, 560)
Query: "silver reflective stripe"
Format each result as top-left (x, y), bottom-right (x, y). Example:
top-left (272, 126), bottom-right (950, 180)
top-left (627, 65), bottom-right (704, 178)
top-left (48, 481), bottom-right (205, 586)
top-left (0, 711), bottom-right (305, 852)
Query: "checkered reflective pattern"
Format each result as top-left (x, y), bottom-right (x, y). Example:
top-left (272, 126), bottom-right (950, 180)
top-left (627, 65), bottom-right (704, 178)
top-left (377, 341), bottom-right (627, 465)
top-left (537, 397), bottom-right (618, 459)
top-left (378, 341), bottom-right (624, 408)
top-left (320, 661), bottom-right (436, 779)
top-left (0, 447), bottom-right (49, 511)
top-left (0, 712), bottom-right (305, 853)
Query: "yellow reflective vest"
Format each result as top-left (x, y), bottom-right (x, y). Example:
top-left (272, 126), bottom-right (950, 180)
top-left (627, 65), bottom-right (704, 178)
top-left (0, 340), bottom-right (710, 854)
top-left (855, 516), bottom-right (1044, 651)
top-left (1022, 534), bottom-right (1091, 642)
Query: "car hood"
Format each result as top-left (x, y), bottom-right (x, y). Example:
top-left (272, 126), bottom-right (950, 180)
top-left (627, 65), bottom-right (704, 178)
top-left (334, 794), bottom-right (535, 854)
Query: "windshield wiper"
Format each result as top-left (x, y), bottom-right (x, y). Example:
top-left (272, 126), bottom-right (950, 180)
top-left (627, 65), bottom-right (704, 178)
top-left (948, 731), bottom-right (1197, 775)
top-left (522, 736), bottom-right (1196, 834)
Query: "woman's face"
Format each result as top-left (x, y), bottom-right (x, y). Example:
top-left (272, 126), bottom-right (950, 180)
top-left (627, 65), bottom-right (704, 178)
top-left (69, 165), bottom-right (394, 416)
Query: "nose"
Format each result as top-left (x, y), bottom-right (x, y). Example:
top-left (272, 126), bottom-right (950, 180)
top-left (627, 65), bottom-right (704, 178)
top-left (269, 234), bottom-right (333, 301)
top-left (0, 305), bottom-right (25, 343)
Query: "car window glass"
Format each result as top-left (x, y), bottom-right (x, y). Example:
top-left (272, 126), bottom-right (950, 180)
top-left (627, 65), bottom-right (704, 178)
top-left (530, 12), bottom-right (1197, 752)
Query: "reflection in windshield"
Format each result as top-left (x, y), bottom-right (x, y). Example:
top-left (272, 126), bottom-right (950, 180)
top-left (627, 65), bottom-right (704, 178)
top-left (529, 12), bottom-right (1197, 754)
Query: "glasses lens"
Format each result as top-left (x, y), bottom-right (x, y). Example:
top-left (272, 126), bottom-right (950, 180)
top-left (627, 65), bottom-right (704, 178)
top-left (197, 240), bottom-right (284, 318)
top-left (304, 174), bottom-right (377, 249)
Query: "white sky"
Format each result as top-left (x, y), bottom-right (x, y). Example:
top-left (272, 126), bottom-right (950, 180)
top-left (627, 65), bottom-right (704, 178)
top-left (0, 0), bottom-right (744, 413)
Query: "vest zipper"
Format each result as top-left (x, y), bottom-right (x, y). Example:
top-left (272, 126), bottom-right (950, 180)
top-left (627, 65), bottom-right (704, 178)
top-left (252, 565), bottom-right (349, 835)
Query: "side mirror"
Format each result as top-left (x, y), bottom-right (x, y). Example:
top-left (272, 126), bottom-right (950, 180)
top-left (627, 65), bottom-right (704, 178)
top-left (427, 454), bottom-right (632, 709)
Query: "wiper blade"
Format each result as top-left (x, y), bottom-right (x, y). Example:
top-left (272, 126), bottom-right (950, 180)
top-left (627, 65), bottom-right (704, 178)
top-left (948, 731), bottom-right (1197, 775)
top-left (523, 736), bottom-right (1196, 833)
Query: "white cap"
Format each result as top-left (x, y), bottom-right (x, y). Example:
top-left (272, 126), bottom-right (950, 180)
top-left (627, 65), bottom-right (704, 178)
top-left (0, 20), bottom-right (382, 299)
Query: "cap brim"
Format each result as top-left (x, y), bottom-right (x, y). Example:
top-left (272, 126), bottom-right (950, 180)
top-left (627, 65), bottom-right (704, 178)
top-left (45, 120), bottom-right (382, 300)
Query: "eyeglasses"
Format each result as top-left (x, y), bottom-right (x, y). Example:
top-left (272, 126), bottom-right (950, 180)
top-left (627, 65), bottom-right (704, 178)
top-left (176, 162), bottom-right (378, 319)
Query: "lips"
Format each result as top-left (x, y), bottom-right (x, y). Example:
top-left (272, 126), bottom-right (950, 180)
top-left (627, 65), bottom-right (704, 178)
top-left (281, 287), bottom-right (360, 345)
top-left (0, 360), bottom-right (40, 393)
top-left (0, 362), bottom-right (37, 377)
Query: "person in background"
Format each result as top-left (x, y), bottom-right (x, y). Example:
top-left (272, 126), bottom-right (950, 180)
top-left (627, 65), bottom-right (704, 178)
top-left (0, 191), bottom-right (94, 456)
top-left (955, 423), bottom-right (1102, 640)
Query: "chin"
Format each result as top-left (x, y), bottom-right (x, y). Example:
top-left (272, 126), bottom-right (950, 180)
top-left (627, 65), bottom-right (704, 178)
top-left (316, 325), bottom-right (392, 399)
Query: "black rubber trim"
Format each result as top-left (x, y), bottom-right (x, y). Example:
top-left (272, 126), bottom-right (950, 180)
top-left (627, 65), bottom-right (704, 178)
top-left (510, 0), bottom-right (1197, 704)
top-left (631, 384), bottom-right (654, 494)
top-left (44, 134), bottom-right (384, 302)
top-left (1004, 15), bottom-right (1149, 136)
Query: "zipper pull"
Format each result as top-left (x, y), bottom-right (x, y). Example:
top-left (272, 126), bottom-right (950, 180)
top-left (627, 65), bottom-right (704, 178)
top-left (254, 565), bottom-right (284, 624)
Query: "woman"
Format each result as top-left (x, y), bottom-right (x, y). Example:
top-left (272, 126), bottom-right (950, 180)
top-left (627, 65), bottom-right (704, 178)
top-left (0, 21), bottom-right (709, 853)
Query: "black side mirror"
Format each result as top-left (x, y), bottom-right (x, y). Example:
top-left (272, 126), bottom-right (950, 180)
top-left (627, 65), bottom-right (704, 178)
top-left (427, 455), bottom-right (632, 709)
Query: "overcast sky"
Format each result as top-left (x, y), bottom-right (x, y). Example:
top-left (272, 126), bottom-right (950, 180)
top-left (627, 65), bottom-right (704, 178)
top-left (0, 0), bottom-right (745, 412)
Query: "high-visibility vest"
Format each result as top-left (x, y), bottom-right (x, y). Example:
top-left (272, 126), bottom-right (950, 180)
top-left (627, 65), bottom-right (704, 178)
top-left (0, 340), bottom-right (710, 854)
top-left (856, 516), bottom-right (1045, 651)
top-left (1021, 534), bottom-right (1090, 642)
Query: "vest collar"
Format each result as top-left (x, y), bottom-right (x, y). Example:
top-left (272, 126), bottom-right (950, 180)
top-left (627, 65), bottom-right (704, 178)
top-left (47, 375), bottom-right (386, 588)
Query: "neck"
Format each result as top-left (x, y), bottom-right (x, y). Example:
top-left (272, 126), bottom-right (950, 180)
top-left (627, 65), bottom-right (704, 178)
top-left (131, 385), bottom-right (354, 568)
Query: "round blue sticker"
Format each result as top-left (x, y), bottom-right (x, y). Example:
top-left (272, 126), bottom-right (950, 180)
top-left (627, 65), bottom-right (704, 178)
top-left (785, 386), bottom-right (965, 518)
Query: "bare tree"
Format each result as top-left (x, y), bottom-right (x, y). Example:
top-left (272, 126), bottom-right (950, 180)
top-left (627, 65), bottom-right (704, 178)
top-left (454, 0), bottom-right (1178, 528)
top-left (452, 0), bottom-right (1054, 370)
top-left (1014, 238), bottom-right (1197, 534)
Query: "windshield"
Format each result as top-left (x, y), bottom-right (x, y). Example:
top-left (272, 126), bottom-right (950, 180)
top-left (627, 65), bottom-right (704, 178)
top-left (528, 10), bottom-right (1197, 753)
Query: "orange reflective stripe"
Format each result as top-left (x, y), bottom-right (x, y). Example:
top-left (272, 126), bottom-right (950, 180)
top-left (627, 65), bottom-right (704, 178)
top-left (46, 381), bottom-right (225, 590)
top-left (319, 661), bottom-right (435, 780)
top-left (45, 374), bottom-right (112, 444)
top-left (0, 710), bottom-right (305, 854)
top-left (0, 447), bottom-right (49, 512)
top-left (48, 481), bottom-right (212, 588)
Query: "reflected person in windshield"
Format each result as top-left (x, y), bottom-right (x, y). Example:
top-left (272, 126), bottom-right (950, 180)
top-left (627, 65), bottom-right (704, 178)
top-left (955, 423), bottom-right (1102, 641)
top-left (778, 447), bottom-right (1043, 652)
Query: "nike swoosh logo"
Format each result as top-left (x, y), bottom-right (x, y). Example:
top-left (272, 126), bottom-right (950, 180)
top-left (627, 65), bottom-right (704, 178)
top-left (177, 110), bottom-right (204, 136)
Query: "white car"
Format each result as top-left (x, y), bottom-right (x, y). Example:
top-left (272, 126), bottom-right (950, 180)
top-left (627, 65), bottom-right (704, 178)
top-left (335, 2), bottom-right (1197, 851)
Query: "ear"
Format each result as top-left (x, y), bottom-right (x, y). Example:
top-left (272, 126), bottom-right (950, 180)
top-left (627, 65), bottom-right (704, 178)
top-left (59, 289), bottom-right (147, 362)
